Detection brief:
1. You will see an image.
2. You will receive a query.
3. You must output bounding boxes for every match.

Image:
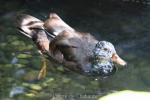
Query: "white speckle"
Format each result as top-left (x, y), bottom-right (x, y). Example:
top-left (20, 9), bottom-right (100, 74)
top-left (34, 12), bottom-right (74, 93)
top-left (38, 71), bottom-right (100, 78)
top-left (11, 57), bottom-right (18, 64)
top-left (95, 78), bottom-right (98, 80)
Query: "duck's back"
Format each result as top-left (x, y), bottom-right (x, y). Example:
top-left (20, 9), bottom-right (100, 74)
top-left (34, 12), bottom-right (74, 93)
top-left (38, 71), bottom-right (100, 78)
top-left (57, 32), bottom-right (98, 72)
top-left (75, 33), bottom-right (98, 72)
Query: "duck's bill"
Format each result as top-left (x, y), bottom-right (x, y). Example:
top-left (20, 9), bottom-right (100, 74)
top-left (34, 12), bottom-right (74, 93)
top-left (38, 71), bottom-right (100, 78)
top-left (111, 54), bottom-right (127, 66)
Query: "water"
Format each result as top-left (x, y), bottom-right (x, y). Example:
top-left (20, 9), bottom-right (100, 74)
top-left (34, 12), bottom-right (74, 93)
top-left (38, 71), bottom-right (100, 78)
top-left (0, 0), bottom-right (150, 100)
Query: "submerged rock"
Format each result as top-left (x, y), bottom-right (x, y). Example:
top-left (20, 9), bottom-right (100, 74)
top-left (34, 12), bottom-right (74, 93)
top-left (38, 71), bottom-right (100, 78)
top-left (14, 69), bottom-right (26, 79)
top-left (9, 86), bottom-right (25, 98)
top-left (11, 57), bottom-right (18, 64)
top-left (23, 71), bottom-right (39, 83)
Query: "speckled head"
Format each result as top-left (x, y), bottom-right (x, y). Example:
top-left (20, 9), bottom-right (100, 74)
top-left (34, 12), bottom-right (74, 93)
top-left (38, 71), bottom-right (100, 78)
top-left (91, 41), bottom-right (127, 77)
top-left (93, 41), bottom-right (116, 60)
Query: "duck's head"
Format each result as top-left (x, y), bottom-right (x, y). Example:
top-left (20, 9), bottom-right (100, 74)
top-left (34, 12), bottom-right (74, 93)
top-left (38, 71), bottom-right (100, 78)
top-left (91, 41), bottom-right (127, 77)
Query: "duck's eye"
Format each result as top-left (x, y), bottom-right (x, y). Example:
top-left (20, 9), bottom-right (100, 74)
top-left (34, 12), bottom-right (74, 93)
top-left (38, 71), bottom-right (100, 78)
top-left (103, 48), bottom-right (108, 51)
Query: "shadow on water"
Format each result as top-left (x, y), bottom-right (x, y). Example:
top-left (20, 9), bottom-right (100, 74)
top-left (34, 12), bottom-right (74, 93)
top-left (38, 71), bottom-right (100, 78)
top-left (0, 0), bottom-right (150, 99)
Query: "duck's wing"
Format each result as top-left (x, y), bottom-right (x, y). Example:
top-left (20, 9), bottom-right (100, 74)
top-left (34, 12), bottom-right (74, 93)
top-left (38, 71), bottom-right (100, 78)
top-left (44, 13), bottom-right (75, 36)
top-left (48, 31), bottom-right (84, 71)
top-left (16, 14), bottom-right (44, 38)
top-left (16, 14), bottom-right (52, 53)
top-left (15, 14), bottom-right (77, 66)
top-left (49, 30), bottom-right (81, 60)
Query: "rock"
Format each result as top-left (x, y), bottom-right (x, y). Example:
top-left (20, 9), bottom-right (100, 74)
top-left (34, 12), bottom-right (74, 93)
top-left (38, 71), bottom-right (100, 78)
top-left (29, 84), bottom-right (42, 91)
top-left (9, 86), bottom-right (25, 98)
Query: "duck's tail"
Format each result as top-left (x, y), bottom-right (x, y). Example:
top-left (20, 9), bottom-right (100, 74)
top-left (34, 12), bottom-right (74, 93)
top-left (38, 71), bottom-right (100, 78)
top-left (15, 14), bottom-right (45, 38)
top-left (16, 14), bottom-right (56, 39)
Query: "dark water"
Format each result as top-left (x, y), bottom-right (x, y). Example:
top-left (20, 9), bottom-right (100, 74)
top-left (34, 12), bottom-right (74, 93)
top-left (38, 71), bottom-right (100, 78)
top-left (0, 0), bottom-right (150, 100)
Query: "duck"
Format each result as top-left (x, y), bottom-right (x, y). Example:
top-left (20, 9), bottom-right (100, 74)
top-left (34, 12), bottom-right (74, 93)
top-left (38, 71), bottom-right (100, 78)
top-left (15, 13), bottom-right (127, 78)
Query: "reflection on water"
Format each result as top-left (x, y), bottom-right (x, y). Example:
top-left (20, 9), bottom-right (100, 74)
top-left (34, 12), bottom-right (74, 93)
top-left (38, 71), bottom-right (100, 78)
top-left (0, 0), bottom-right (150, 99)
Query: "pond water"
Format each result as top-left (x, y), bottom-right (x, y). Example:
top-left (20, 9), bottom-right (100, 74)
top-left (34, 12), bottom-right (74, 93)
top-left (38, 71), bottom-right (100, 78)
top-left (0, 0), bottom-right (150, 100)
